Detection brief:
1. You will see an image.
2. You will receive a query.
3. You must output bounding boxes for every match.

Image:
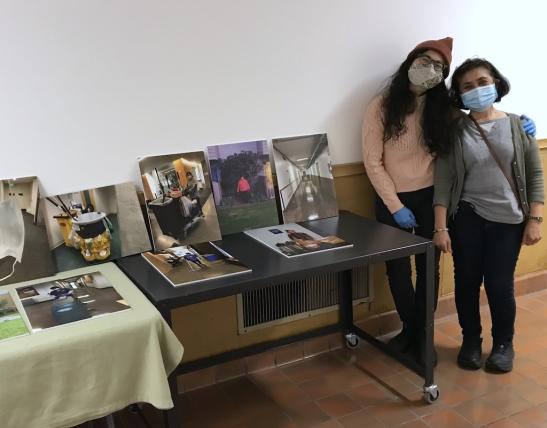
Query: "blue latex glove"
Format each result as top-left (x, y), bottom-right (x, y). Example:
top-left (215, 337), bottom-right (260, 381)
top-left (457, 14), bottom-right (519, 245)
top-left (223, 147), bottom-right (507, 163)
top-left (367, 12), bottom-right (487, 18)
top-left (520, 115), bottom-right (536, 137)
top-left (392, 207), bottom-right (418, 229)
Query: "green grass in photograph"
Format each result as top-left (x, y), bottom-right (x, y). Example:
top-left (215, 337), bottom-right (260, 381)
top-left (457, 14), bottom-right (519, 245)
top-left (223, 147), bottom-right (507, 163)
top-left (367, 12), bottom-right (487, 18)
top-left (0, 317), bottom-right (28, 341)
top-left (217, 199), bottom-right (279, 235)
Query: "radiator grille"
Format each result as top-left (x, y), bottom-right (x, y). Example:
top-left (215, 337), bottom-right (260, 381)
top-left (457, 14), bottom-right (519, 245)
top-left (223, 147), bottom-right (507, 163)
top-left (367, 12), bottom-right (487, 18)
top-left (237, 266), bottom-right (372, 334)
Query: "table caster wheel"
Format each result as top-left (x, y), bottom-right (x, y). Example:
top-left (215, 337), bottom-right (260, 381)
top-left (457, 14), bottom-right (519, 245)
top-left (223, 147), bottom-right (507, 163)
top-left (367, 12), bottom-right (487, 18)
top-left (345, 333), bottom-right (360, 349)
top-left (424, 385), bottom-right (439, 404)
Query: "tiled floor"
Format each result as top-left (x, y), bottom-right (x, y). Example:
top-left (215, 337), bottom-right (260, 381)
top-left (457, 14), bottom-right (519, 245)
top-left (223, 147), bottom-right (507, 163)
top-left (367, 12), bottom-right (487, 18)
top-left (77, 288), bottom-right (547, 427)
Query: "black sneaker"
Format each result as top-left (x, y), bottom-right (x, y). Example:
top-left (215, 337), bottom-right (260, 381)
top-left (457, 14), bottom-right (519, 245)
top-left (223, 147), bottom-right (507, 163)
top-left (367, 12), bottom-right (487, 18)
top-left (457, 337), bottom-right (483, 370)
top-left (485, 342), bottom-right (514, 373)
top-left (387, 325), bottom-right (415, 352)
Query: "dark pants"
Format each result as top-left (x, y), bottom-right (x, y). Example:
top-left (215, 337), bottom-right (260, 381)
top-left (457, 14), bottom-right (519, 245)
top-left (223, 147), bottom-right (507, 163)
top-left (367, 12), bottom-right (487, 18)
top-left (375, 186), bottom-right (440, 334)
top-left (450, 201), bottom-right (524, 345)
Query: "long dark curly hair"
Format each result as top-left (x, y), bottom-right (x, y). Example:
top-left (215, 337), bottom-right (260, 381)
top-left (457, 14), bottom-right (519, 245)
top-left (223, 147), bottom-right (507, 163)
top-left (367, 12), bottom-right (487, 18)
top-left (381, 49), bottom-right (452, 156)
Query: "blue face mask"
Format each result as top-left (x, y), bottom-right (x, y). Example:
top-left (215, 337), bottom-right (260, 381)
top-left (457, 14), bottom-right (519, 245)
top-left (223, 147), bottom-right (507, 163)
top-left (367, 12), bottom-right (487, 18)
top-left (460, 83), bottom-right (498, 112)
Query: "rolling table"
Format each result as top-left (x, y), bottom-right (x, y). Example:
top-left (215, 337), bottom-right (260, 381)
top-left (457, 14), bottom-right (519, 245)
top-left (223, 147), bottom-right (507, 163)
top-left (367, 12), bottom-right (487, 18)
top-left (117, 211), bottom-right (439, 428)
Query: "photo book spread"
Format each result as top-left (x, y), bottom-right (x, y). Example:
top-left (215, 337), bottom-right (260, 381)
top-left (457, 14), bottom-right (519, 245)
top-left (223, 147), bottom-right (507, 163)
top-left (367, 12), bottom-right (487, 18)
top-left (42, 182), bottom-right (151, 272)
top-left (16, 271), bottom-right (130, 332)
top-left (244, 223), bottom-right (352, 258)
top-left (0, 289), bottom-right (29, 341)
top-left (142, 241), bottom-right (251, 287)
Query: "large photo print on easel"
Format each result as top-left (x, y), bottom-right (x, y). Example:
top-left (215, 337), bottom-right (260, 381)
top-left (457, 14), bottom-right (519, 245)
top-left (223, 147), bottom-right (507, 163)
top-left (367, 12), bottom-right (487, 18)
top-left (0, 177), bottom-right (56, 285)
top-left (139, 151), bottom-right (221, 250)
top-left (42, 182), bottom-right (151, 272)
top-left (272, 134), bottom-right (339, 223)
top-left (207, 140), bottom-right (278, 235)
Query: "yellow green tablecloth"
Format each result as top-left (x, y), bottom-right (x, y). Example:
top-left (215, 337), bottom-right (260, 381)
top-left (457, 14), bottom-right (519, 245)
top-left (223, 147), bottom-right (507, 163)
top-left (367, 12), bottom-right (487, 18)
top-left (0, 262), bottom-right (184, 428)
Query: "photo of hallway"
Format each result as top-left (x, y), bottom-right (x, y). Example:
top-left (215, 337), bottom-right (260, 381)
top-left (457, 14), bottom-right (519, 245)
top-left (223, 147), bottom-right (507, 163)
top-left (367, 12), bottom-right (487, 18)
top-left (272, 134), bottom-right (339, 223)
top-left (0, 177), bottom-right (56, 286)
top-left (139, 151), bottom-right (222, 250)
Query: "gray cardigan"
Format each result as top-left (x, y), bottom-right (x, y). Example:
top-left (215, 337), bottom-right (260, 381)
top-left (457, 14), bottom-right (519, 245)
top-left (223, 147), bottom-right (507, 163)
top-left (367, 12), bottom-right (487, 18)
top-left (433, 112), bottom-right (544, 218)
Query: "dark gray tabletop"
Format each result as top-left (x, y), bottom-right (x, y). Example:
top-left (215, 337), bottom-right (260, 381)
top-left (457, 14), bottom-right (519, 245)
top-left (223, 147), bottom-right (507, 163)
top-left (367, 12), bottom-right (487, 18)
top-left (116, 211), bottom-right (432, 309)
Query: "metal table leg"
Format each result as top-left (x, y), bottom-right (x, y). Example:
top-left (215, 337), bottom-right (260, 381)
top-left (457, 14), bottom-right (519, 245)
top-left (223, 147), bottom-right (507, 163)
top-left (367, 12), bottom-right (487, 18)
top-left (338, 270), bottom-right (360, 349)
top-left (423, 243), bottom-right (439, 403)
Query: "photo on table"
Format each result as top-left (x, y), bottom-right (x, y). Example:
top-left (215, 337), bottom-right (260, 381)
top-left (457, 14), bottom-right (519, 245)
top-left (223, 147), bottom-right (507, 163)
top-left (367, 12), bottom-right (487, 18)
top-left (42, 182), bottom-right (151, 272)
top-left (244, 223), bottom-right (352, 258)
top-left (0, 290), bottom-right (29, 341)
top-left (207, 140), bottom-right (278, 235)
top-left (142, 241), bottom-right (251, 287)
top-left (272, 134), bottom-right (339, 223)
top-left (0, 176), bottom-right (57, 286)
top-left (138, 151), bottom-right (222, 251)
top-left (16, 271), bottom-right (130, 331)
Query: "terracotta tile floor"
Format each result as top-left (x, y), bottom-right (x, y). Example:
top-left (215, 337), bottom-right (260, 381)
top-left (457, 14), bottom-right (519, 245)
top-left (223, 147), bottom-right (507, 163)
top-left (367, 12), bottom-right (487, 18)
top-left (75, 288), bottom-right (547, 427)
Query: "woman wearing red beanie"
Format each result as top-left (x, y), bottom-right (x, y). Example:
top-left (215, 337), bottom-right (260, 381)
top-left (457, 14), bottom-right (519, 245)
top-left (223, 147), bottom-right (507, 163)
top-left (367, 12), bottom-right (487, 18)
top-left (362, 38), bottom-right (534, 365)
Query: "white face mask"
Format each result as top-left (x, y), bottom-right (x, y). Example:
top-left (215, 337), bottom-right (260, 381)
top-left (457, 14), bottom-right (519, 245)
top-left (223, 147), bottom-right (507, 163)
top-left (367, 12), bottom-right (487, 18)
top-left (0, 199), bottom-right (25, 282)
top-left (408, 61), bottom-right (443, 90)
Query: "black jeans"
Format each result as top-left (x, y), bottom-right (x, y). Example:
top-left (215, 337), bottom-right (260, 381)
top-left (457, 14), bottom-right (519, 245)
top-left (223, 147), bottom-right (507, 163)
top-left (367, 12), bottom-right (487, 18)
top-left (450, 201), bottom-right (524, 344)
top-left (375, 186), bottom-right (440, 334)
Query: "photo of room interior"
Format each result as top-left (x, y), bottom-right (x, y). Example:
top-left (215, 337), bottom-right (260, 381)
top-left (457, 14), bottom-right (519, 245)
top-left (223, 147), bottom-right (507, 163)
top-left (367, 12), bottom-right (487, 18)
top-left (16, 271), bottom-right (130, 331)
top-left (0, 177), bottom-right (56, 286)
top-left (42, 182), bottom-right (151, 272)
top-left (272, 134), bottom-right (339, 223)
top-left (207, 140), bottom-right (279, 235)
top-left (139, 151), bottom-right (221, 250)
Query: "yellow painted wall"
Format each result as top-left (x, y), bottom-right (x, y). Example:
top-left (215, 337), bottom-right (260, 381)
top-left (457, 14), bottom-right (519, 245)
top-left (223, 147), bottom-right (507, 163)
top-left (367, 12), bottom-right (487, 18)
top-left (173, 143), bottom-right (547, 362)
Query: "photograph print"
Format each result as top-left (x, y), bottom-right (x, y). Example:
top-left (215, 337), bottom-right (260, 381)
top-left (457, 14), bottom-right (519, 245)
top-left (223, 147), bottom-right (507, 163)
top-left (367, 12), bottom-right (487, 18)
top-left (0, 290), bottom-right (29, 341)
top-left (207, 140), bottom-right (278, 235)
top-left (245, 223), bottom-right (352, 258)
top-left (139, 151), bottom-right (222, 250)
top-left (42, 182), bottom-right (151, 272)
top-left (142, 241), bottom-right (251, 287)
top-left (16, 271), bottom-right (130, 331)
top-left (272, 133), bottom-right (339, 223)
top-left (0, 176), bottom-right (57, 286)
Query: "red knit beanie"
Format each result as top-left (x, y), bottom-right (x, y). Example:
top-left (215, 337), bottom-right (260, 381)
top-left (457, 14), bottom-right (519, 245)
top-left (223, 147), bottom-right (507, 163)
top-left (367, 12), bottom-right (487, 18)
top-left (409, 37), bottom-right (453, 70)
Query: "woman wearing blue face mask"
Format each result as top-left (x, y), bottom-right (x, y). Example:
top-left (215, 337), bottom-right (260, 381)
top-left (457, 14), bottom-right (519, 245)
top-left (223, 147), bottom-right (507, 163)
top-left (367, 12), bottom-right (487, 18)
top-left (362, 40), bottom-right (537, 366)
top-left (433, 58), bottom-right (544, 373)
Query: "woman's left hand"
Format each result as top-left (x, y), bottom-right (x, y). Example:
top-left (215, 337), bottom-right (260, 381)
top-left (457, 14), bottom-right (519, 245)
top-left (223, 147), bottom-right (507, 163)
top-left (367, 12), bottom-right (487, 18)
top-left (522, 220), bottom-right (542, 246)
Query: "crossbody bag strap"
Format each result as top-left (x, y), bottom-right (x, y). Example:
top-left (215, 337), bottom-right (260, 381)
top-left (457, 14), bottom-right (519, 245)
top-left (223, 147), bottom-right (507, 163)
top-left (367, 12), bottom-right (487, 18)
top-left (467, 113), bottom-right (523, 208)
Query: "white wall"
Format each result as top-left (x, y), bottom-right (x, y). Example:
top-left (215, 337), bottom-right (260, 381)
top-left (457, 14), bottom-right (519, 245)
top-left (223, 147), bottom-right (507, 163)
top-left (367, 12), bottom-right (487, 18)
top-left (92, 186), bottom-right (118, 215)
top-left (5, 183), bottom-right (33, 212)
top-left (308, 147), bottom-right (333, 179)
top-left (1, 0), bottom-right (545, 196)
top-left (28, 178), bottom-right (39, 217)
top-left (273, 148), bottom-right (302, 209)
top-left (42, 197), bottom-right (66, 249)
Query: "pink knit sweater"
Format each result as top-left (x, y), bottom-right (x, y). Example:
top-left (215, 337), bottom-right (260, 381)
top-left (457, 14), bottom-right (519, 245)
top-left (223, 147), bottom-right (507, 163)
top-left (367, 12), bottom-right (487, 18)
top-left (362, 95), bottom-right (434, 213)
